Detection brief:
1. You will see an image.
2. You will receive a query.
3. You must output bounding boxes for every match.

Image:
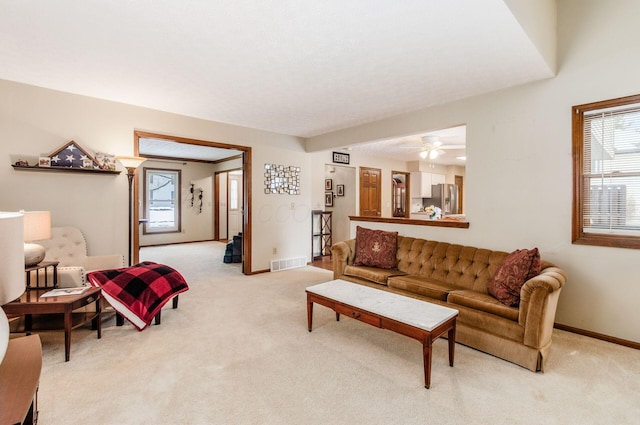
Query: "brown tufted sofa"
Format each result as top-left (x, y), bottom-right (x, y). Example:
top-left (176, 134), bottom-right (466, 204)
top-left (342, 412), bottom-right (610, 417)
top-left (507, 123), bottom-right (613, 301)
top-left (332, 235), bottom-right (567, 371)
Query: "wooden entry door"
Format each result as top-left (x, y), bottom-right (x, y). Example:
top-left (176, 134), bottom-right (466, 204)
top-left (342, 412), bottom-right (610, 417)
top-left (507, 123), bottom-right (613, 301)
top-left (359, 167), bottom-right (381, 217)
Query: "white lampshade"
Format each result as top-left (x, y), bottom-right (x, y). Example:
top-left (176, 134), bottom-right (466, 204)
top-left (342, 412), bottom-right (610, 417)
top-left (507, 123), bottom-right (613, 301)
top-left (419, 150), bottom-right (428, 159)
top-left (23, 210), bottom-right (51, 241)
top-left (0, 212), bottom-right (26, 363)
top-left (116, 156), bottom-right (147, 170)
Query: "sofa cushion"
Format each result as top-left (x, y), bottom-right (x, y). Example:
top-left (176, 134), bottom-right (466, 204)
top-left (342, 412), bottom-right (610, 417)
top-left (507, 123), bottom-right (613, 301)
top-left (387, 275), bottom-right (457, 301)
top-left (353, 226), bottom-right (398, 269)
top-left (448, 289), bottom-right (519, 321)
top-left (344, 265), bottom-right (406, 285)
top-left (487, 248), bottom-right (540, 307)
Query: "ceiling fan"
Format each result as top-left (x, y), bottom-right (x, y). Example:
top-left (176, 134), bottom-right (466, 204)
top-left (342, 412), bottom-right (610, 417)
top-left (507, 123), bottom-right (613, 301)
top-left (419, 136), bottom-right (444, 159)
top-left (415, 135), bottom-right (465, 160)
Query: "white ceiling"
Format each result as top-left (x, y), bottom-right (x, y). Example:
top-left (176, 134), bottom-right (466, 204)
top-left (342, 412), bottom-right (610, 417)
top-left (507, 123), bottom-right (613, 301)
top-left (347, 125), bottom-right (467, 166)
top-left (139, 138), bottom-right (242, 162)
top-left (0, 0), bottom-right (554, 144)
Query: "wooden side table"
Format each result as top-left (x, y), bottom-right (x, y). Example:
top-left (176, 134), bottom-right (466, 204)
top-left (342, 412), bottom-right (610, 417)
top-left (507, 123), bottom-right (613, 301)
top-left (25, 261), bottom-right (59, 290)
top-left (3, 287), bottom-right (102, 361)
top-left (0, 335), bottom-right (42, 425)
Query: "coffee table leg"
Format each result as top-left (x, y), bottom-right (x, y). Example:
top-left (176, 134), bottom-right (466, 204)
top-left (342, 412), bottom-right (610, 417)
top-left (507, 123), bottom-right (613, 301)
top-left (64, 307), bottom-right (72, 362)
top-left (423, 335), bottom-right (433, 389)
top-left (307, 299), bottom-right (313, 332)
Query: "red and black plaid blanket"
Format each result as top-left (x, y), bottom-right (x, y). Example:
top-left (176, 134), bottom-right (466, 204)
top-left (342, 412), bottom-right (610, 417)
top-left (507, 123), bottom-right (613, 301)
top-left (87, 261), bottom-right (189, 331)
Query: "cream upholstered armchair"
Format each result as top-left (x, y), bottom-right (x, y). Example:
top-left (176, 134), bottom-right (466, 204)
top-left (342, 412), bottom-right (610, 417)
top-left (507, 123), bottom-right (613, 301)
top-left (33, 226), bottom-right (124, 288)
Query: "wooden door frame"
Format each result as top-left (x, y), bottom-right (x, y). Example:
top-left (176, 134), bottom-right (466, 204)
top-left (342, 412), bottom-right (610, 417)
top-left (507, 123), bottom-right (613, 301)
top-left (133, 130), bottom-right (253, 274)
top-left (391, 170), bottom-right (410, 218)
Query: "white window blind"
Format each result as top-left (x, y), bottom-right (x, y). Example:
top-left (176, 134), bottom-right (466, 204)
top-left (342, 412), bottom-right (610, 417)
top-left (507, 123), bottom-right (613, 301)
top-left (582, 104), bottom-right (640, 236)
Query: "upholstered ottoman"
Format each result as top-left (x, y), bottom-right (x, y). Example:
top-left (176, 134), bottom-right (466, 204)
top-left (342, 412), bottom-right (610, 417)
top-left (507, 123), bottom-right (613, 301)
top-left (87, 261), bottom-right (189, 331)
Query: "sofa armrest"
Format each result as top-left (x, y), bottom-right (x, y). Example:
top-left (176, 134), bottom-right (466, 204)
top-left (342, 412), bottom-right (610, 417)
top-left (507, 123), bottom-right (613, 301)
top-left (84, 254), bottom-right (125, 272)
top-left (57, 266), bottom-right (86, 288)
top-left (519, 266), bottom-right (567, 348)
top-left (332, 239), bottom-right (356, 279)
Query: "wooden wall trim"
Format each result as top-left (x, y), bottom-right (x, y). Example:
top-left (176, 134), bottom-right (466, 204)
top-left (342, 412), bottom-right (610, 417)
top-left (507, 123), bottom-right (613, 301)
top-left (349, 215), bottom-right (470, 229)
top-left (554, 323), bottom-right (640, 350)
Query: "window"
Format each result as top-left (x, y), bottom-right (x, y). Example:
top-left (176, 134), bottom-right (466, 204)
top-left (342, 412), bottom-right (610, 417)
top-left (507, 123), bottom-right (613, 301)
top-left (573, 94), bottom-right (640, 249)
top-left (229, 177), bottom-right (239, 210)
top-left (143, 168), bottom-right (181, 234)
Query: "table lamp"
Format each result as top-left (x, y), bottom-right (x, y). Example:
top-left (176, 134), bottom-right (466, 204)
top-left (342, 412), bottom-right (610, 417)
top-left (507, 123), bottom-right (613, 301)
top-left (23, 210), bottom-right (51, 267)
top-left (0, 212), bottom-right (26, 363)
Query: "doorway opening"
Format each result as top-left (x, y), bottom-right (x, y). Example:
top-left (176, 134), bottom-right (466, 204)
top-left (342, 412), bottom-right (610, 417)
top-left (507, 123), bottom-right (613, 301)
top-left (324, 164), bottom-right (356, 246)
top-left (215, 168), bottom-right (243, 241)
top-left (133, 130), bottom-right (253, 274)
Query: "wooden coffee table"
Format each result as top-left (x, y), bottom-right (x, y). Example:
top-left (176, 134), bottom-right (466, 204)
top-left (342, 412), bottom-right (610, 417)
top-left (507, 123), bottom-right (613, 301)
top-left (306, 279), bottom-right (458, 389)
top-left (2, 287), bottom-right (102, 361)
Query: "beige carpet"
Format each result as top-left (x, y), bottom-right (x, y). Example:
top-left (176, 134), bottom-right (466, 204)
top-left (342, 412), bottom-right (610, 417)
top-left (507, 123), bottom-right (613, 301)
top-left (32, 241), bottom-right (640, 425)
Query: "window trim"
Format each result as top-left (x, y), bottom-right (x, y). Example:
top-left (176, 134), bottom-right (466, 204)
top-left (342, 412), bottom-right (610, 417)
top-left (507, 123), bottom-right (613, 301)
top-left (572, 93), bottom-right (640, 249)
top-left (143, 167), bottom-right (182, 235)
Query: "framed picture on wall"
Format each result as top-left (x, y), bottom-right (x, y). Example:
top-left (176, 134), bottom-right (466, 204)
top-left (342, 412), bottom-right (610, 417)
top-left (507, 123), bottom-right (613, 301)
top-left (325, 192), bottom-right (334, 207)
top-left (332, 151), bottom-right (350, 164)
top-left (325, 178), bottom-right (333, 190)
top-left (337, 184), bottom-right (344, 196)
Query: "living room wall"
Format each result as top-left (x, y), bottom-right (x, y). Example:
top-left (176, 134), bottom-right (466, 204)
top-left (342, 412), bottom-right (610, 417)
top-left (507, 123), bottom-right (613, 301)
top-left (306, 0), bottom-right (640, 344)
top-left (0, 80), bottom-right (310, 273)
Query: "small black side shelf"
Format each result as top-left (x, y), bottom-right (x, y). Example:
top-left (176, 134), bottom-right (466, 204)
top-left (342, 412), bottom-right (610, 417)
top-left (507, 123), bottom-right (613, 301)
top-left (12, 165), bottom-right (121, 175)
top-left (311, 210), bottom-right (332, 261)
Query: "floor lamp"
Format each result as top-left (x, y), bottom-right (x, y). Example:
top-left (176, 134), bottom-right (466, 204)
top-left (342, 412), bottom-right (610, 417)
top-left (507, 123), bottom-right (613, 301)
top-left (116, 156), bottom-right (146, 266)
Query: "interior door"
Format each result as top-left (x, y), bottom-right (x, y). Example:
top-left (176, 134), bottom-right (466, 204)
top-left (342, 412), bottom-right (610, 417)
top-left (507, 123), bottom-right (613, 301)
top-left (218, 172), bottom-right (228, 240)
top-left (228, 172), bottom-right (242, 237)
top-left (359, 167), bottom-right (381, 217)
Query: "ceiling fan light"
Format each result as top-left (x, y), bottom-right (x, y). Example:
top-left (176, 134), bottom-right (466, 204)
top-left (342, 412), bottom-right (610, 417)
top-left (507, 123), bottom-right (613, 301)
top-left (429, 150), bottom-right (439, 159)
top-left (419, 150), bottom-right (428, 159)
top-left (422, 135), bottom-right (442, 148)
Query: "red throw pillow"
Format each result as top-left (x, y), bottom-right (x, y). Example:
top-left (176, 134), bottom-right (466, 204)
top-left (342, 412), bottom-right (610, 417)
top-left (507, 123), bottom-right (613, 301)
top-left (488, 248), bottom-right (540, 307)
top-left (353, 226), bottom-right (398, 269)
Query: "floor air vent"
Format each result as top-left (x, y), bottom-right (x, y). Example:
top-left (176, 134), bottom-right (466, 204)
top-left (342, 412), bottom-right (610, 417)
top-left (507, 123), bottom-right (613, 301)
top-left (270, 256), bottom-right (307, 272)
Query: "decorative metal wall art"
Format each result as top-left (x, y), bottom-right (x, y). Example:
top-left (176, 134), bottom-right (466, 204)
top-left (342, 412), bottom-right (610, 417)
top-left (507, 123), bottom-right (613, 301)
top-left (264, 163), bottom-right (300, 195)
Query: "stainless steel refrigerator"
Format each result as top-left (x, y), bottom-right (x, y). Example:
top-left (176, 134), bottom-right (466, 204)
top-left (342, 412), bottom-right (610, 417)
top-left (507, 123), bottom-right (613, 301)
top-left (430, 184), bottom-right (459, 215)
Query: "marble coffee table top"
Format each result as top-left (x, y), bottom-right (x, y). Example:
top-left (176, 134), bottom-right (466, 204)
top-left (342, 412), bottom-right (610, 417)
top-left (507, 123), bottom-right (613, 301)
top-left (306, 279), bottom-right (458, 331)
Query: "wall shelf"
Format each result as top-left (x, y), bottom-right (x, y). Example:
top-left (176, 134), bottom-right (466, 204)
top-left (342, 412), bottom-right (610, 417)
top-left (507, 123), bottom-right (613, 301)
top-left (12, 165), bottom-right (121, 175)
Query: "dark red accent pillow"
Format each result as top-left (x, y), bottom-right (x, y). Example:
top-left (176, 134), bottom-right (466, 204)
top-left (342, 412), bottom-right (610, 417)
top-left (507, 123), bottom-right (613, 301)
top-left (353, 226), bottom-right (398, 269)
top-left (488, 248), bottom-right (540, 307)
top-left (526, 251), bottom-right (542, 281)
